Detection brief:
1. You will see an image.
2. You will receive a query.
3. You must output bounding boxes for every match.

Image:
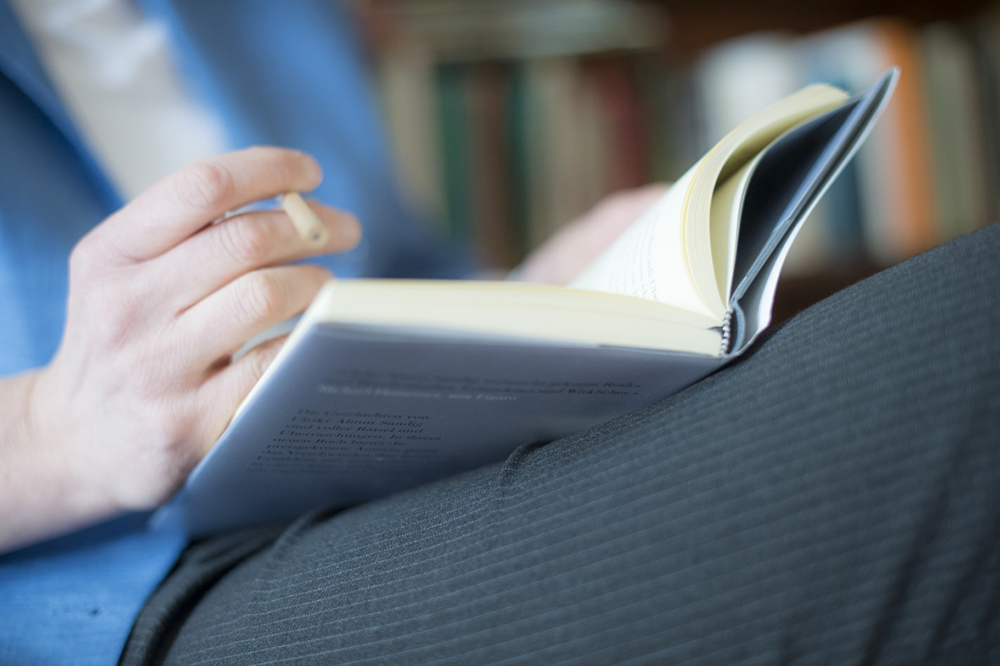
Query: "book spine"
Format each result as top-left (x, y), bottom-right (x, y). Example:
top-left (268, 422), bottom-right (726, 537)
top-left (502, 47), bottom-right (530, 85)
top-left (720, 309), bottom-right (734, 356)
top-left (437, 63), bottom-right (472, 244)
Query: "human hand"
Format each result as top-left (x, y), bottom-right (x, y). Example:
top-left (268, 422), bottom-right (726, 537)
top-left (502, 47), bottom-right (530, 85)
top-left (514, 184), bottom-right (669, 284)
top-left (4, 147), bottom-right (360, 549)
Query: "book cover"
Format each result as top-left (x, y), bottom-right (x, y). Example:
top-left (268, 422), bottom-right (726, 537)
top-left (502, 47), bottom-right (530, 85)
top-left (155, 71), bottom-right (898, 537)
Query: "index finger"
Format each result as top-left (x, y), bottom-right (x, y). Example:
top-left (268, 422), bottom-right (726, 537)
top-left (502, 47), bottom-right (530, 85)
top-left (92, 147), bottom-right (323, 262)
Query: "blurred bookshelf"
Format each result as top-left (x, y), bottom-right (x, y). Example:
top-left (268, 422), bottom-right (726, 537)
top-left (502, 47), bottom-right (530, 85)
top-left (360, 0), bottom-right (998, 320)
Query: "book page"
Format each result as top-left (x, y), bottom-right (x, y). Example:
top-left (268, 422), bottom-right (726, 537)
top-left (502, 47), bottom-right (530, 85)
top-left (568, 166), bottom-right (719, 321)
top-left (709, 153), bottom-right (763, 305)
top-left (570, 84), bottom-right (850, 324)
top-left (684, 86), bottom-right (849, 319)
top-left (728, 69), bottom-right (898, 352)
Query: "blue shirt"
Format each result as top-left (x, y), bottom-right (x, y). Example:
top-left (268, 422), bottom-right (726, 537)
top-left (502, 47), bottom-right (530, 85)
top-left (0, 1), bottom-right (467, 663)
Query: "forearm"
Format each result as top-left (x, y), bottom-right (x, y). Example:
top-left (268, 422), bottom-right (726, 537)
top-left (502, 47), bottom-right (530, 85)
top-left (0, 371), bottom-right (117, 553)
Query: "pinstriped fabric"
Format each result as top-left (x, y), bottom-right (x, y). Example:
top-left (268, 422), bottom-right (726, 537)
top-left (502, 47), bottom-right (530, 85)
top-left (124, 224), bottom-right (1000, 665)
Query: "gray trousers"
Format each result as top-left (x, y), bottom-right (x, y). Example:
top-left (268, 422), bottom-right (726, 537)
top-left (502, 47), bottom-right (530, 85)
top-left (122, 225), bottom-right (1000, 665)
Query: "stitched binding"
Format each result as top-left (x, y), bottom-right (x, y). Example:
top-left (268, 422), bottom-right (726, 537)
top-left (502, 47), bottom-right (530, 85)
top-left (720, 309), bottom-right (733, 356)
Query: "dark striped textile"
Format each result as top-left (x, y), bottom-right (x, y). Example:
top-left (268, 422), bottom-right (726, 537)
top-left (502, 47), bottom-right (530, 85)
top-left (122, 224), bottom-right (1000, 665)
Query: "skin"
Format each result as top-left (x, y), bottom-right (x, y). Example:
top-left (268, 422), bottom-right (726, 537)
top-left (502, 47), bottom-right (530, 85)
top-left (0, 146), bottom-right (665, 553)
top-left (516, 184), bottom-right (669, 284)
top-left (0, 147), bottom-right (360, 552)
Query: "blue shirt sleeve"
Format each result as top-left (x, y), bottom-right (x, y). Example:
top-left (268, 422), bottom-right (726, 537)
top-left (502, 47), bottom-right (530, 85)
top-left (0, 2), bottom-right (472, 664)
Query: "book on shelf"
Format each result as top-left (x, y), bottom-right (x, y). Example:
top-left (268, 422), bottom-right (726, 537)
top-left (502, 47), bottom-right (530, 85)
top-left (920, 22), bottom-right (991, 241)
top-left (154, 70), bottom-right (897, 537)
top-left (387, 10), bottom-right (1000, 277)
top-left (716, 15), bottom-right (1000, 268)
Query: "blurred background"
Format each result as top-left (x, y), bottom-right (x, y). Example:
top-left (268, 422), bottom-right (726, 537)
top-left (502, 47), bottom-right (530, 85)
top-left (356, 0), bottom-right (998, 320)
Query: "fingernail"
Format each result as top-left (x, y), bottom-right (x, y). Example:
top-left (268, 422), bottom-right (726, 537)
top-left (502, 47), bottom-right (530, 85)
top-left (305, 155), bottom-right (323, 186)
top-left (336, 211), bottom-right (362, 246)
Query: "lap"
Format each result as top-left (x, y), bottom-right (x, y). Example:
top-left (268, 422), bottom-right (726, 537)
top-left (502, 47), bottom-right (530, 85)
top-left (124, 224), bottom-right (1000, 665)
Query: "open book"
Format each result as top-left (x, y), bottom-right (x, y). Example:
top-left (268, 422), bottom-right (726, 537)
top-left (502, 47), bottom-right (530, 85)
top-left (155, 69), bottom-right (898, 536)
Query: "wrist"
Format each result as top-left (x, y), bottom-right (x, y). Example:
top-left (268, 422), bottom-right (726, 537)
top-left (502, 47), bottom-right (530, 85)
top-left (0, 368), bottom-right (121, 552)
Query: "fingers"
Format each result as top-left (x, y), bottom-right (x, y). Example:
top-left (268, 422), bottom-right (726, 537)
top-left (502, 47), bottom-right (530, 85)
top-left (199, 334), bottom-right (289, 452)
top-left (154, 200), bottom-right (360, 311)
top-left (173, 264), bottom-right (330, 369)
top-left (91, 147), bottom-right (323, 262)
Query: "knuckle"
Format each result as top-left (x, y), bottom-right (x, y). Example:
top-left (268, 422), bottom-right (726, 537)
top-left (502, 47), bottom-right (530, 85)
top-left (93, 310), bottom-right (138, 357)
top-left (221, 219), bottom-right (271, 265)
top-left (100, 292), bottom-right (152, 349)
top-left (176, 161), bottom-right (235, 212)
top-left (239, 271), bottom-right (286, 323)
top-left (117, 347), bottom-right (160, 395)
top-left (66, 252), bottom-right (140, 347)
top-left (71, 227), bottom-right (143, 271)
top-left (68, 236), bottom-right (99, 279)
